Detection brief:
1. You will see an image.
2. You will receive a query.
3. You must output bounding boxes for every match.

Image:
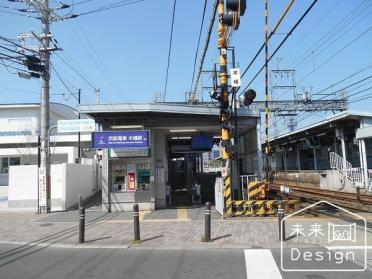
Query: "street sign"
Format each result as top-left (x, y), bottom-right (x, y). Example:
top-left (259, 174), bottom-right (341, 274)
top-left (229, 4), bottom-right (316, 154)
top-left (230, 68), bottom-right (241, 87)
top-left (92, 131), bottom-right (150, 149)
top-left (38, 167), bottom-right (46, 207)
top-left (57, 119), bottom-right (96, 133)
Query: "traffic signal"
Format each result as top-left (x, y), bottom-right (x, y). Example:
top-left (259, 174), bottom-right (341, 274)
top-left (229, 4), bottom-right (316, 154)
top-left (223, 0), bottom-right (246, 30)
top-left (226, 0), bottom-right (246, 16)
top-left (242, 89), bottom-right (256, 107)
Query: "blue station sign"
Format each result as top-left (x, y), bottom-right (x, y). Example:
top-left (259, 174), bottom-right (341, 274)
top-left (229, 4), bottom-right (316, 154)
top-left (92, 131), bottom-right (150, 149)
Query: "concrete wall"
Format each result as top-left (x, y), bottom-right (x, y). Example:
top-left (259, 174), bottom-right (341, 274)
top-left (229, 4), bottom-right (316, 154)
top-left (319, 170), bottom-right (355, 193)
top-left (273, 170), bottom-right (357, 193)
top-left (239, 126), bottom-right (261, 174)
top-left (273, 171), bottom-right (321, 188)
top-left (64, 164), bottom-right (95, 209)
top-left (8, 164), bottom-right (96, 211)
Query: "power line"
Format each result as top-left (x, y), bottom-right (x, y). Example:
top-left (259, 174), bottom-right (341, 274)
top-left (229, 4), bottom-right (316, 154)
top-left (54, 52), bottom-right (97, 90)
top-left (239, 0), bottom-right (319, 96)
top-left (76, 0), bottom-right (144, 17)
top-left (0, 86), bottom-right (39, 94)
top-left (70, 20), bottom-right (126, 103)
top-left (270, 75), bottom-right (372, 132)
top-left (312, 63), bottom-right (372, 97)
top-left (290, 0), bottom-right (371, 69)
top-left (240, 0), bottom-right (296, 80)
top-left (296, 27), bottom-right (371, 84)
top-left (191, 0), bottom-right (218, 94)
top-left (189, 0), bottom-right (208, 94)
top-left (163, 0), bottom-right (177, 100)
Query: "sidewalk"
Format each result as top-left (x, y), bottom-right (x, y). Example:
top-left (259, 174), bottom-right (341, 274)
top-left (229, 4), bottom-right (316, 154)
top-left (0, 207), bottom-right (371, 249)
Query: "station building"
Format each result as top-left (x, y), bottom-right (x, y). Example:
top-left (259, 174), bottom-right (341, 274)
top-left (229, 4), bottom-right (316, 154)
top-left (80, 102), bottom-right (262, 211)
top-left (268, 111), bottom-right (372, 191)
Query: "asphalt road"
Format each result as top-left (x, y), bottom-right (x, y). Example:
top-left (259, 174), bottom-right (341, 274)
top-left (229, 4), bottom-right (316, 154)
top-left (0, 244), bottom-right (370, 279)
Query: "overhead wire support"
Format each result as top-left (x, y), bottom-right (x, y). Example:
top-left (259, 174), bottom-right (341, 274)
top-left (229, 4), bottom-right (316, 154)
top-left (192, 0), bottom-right (218, 95)
top-left (239, 0), bottom-right (295, 81)
top-left (239, 0), bottom-right (319, 96)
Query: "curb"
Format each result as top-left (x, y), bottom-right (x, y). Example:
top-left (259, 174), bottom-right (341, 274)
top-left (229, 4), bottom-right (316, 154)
top-left (0, 240), bottom-right (129, 249)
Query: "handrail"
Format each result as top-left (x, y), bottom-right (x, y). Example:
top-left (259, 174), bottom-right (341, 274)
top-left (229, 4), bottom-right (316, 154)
top-left (329, 152), bottom-right (365, 186)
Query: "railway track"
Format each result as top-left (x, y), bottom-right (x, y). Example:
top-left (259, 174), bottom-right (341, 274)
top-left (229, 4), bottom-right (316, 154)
top-left (270, 182), bottom-right (372, 212)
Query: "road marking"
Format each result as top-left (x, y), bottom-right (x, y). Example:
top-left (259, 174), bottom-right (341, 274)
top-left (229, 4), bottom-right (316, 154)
top-left (244, 249), bottom-right (282, 279)
top-left (176, 207), bottom-right (188, 220)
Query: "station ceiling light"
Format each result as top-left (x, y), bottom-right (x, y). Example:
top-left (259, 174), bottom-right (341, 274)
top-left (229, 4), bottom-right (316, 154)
top-left (171, 136), bottom-right (192, 140)
top-left (169, 129), bottom-right (197, 133)
top-left (110, 125), bottom-right (143, 129)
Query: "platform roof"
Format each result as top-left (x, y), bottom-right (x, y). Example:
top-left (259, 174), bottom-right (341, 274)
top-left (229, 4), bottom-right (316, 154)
top-left (268, 111), bottom-right (372, 146)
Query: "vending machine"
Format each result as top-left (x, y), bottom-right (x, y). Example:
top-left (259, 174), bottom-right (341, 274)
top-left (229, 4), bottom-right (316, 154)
top-left (127, 164), bottom-right (136, 191)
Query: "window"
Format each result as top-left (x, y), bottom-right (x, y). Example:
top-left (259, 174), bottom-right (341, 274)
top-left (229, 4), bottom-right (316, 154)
top-left (0, 158), bottom-right (8, 174)
top-left (0, 157), bottom-right (20, 174)
top-left (9, 157), bottom-right (20, 166)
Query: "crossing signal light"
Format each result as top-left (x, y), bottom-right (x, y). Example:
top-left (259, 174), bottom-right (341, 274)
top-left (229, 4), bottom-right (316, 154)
top-left (223, 0), bottom-right (246, 30)
top-left (226, 0), bottom-right (246, 16)
top-left (242, 89), bottom-right (256, 107)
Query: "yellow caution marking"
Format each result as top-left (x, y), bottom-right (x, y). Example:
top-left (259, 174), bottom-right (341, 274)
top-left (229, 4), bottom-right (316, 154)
top-left (176, 207), bottom-right (188, 220)
top-left (139, 210), bottom-right (150, 221)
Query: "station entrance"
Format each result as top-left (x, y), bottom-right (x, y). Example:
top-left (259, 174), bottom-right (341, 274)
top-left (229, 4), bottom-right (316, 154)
top-left (80, 103), bottom-right (261, 212)
top-left (167, 136), bottom-right (221, 206)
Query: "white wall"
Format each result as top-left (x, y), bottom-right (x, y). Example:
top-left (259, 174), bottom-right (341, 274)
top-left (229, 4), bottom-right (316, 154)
top-left (64, 164), bottom-right (94, 209)
top-left (8, 163), bottom-right (96, 211)
top-left (8, 165), bottom-right (38, 205)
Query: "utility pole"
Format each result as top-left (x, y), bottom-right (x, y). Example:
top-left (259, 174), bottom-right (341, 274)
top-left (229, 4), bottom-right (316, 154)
top-left (78, 88), bottom-right (81, 163)
top-left (263, 0), bottom-right (271, 198)
top-left (39, 0), bottom-right (51, 213)
top-left (96, 88), bottom-right (101, 104)
top-left (215, 0), bottom-right (246, 218)
top-left (217, 0), bottom-right (232, 217)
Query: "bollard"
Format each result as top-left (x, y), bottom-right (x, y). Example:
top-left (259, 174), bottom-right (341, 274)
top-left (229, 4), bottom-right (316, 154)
top-left (277, 201), bottom-right (285, 241)
top-left (204, 202), bottom-right (211, 242)
top-left (133, 203), bottom-right (140, 242)
top-left (79, 205), bottom-right (85, 243)
top-left (78, 195), bottom-right (82, 210)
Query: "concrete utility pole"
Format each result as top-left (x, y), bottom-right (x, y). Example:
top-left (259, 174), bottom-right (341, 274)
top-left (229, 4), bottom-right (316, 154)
top-left (39, 0), bottom-right (51, 213)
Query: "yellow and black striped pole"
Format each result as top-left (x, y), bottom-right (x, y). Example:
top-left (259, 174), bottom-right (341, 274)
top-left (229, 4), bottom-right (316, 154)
top-left (217, 0), bottom-right (232, 218)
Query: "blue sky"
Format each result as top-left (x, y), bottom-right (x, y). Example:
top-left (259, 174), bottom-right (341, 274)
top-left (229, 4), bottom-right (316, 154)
top-left (0, 0), bottom-right (371, 136)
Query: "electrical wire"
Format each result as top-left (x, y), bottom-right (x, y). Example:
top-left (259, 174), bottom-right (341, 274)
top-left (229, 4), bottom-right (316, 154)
top-left (163, 0), bottom-right (177, 100)
top-left (296, 27), bottom-right (371, 85)
top-left (191, 0), bottom-right (218, 95)
top-left (240, 0), bottom-right (296, 81)
top-left (239, 0), bottom-right (319, 96)
top-left (189, 0), bottom-right (208, 94)
top-left (76, 0), bottom-right (144, 17)
top-left (290, 0), bottom-right (371, 69)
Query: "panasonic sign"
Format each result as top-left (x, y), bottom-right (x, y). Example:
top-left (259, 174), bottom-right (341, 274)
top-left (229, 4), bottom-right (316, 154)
top-left (0, 130), bottom-right (33, 137)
